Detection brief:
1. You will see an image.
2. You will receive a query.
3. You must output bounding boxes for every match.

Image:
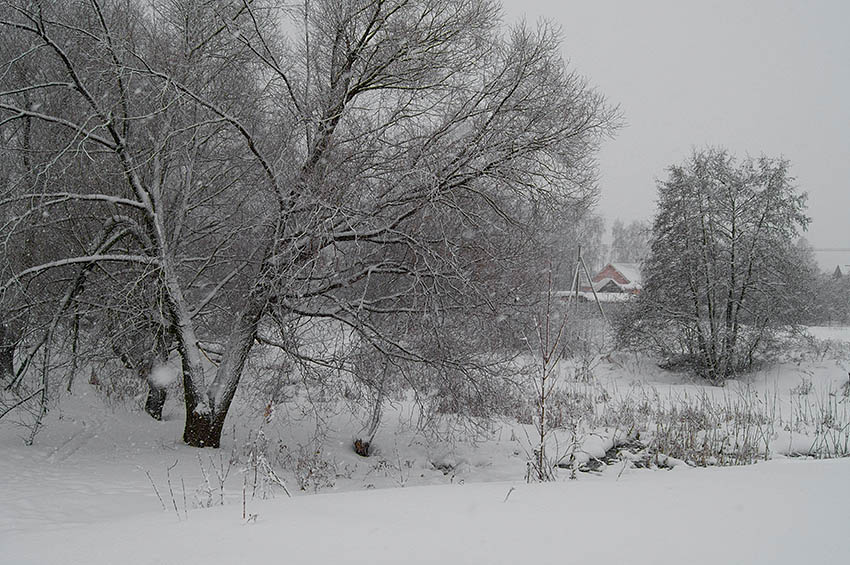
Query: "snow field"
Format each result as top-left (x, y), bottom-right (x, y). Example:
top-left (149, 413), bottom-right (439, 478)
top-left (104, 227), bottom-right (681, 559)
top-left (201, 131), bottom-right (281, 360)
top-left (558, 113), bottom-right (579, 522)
top-left (3, 458), bottom-right (849, 564)
top-left (1, 326), bottom-right (848, 564)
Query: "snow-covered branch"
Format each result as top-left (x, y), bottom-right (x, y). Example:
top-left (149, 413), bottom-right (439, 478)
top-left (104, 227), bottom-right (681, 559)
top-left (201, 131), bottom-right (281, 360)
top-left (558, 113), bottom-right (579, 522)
top-left (1, 254), bottom-right (158, 293)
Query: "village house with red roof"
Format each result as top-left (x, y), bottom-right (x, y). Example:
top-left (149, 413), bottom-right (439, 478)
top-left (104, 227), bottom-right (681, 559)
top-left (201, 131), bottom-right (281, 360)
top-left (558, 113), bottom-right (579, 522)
top-left (581, 262), bottom-right (642, 295)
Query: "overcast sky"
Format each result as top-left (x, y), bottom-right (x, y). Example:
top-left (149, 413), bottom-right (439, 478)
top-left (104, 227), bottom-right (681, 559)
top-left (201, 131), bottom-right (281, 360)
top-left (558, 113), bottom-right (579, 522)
top-left (502, 0), bottom-right (849, 249)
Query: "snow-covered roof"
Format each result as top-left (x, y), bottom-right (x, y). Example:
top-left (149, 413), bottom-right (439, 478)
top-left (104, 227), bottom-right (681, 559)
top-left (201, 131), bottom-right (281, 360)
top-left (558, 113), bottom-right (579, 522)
top-left (578, 291), bottom-right (634, 302)
top-left (593, 278), bottom-right (621, 292)
top-left (835, 264), bottom-right (850, 277)
top-left (610, 262), bottom-right (642, 285)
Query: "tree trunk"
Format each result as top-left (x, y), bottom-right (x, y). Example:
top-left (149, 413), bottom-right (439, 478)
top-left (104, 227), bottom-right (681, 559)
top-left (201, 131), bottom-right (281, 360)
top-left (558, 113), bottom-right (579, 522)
top-left (144, 386), bottom-right (167, 420)
top-left (143, 328), bottom-right (173, 421)
top-left (0, 321), bottom-right (20, 383)
top-left (66, 311), bottom-right (80, 392)
top-left (0, 326), bottom-right (13, 382)
top-left (156, 256), bottom-right (213, 445)
top-left (114, 336), bottom-right (170, 421)
top-left (178, 343), bottom-right (212, 445)
top-left (721, 210), bottom-right (737, 381)
top-left (182, 295), bottom-right (265, 448)
top-left (183, 408), bottom-right (223, 448)
top-left (0, 344), bottom-right (14, 382)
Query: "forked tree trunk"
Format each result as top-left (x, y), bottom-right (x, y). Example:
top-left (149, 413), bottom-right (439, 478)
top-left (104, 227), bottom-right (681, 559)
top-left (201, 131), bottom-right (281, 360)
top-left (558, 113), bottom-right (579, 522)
top-left (181, 295), bottom-right (265, 448)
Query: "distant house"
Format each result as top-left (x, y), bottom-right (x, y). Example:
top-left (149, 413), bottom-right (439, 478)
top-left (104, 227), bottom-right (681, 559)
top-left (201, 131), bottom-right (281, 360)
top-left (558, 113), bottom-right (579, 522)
top-left (834, 265), bottom-right (850, 278)
top-left (582, 262), bottom-right (642, 295)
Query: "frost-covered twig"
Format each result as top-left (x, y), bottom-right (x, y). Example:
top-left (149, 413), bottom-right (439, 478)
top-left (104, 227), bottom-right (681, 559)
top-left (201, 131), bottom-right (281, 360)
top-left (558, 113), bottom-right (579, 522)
top-left (166, 460), bottom-right (181, 520)
top-left (142, 467), bottom-right (167, 512)
top-left (0, 387), bottom-right (43, 421)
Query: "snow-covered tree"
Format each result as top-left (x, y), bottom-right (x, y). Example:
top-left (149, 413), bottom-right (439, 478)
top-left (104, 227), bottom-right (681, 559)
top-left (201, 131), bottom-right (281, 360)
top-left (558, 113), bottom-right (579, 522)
top-left (619, 148), bottom-right (810, 382)
top-left (1, 0), bottom-right (618, 447)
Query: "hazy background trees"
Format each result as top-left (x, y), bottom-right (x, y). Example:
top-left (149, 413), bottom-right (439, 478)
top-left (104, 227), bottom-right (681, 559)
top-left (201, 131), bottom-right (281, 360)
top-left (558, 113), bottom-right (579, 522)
top-left (0, 0), bottom-right (618, 446)
top-left (543, 208), bottom-right (605, 289)
top-left (609, 218), bottom-right (649, 264)
top-left (617, 148), bottom-right (811, 382)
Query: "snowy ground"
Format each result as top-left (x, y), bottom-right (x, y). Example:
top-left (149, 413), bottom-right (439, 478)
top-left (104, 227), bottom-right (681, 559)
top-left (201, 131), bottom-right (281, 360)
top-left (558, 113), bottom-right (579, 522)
top-left (4, 457), bottom-right (849, 565)
top-left (1, 326), bottom-right (849, 564)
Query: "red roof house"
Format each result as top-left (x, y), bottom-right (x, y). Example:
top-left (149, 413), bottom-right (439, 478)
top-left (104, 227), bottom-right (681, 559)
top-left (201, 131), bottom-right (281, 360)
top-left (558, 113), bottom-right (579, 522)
top-left (582, 263), bottom-right (642, 295)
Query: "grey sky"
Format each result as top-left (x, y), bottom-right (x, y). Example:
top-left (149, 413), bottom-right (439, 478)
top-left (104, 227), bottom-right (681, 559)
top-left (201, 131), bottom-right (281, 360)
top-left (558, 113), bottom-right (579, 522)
top-left (502, 0), bottom-right (849, 249)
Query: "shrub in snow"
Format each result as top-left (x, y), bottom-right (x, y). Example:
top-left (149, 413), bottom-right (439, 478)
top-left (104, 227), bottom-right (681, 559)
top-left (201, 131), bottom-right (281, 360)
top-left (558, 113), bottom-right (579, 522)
top-left (353, 438), bottom-right (371, 457)
top-left (280, 444), bottom-right (341, 493)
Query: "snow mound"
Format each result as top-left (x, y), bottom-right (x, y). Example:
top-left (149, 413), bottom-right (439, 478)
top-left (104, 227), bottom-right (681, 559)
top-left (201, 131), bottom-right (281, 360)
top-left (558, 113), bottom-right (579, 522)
top-left (149, 365), bottom-right (178, 388)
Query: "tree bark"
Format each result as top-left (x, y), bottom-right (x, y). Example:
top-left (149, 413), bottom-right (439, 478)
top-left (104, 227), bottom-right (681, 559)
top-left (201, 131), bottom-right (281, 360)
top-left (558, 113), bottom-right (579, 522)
top-left (0, 342), bottom-right (14, 382)
top-left (0, 320), bottom-right (22, 383)
top-left (183, 408), bottom-right (221, 448)
top-left (176, 331), bottom-right (212, 445)
top-left (144, 328), bottom-right (172, 420)
top-left (182, 294), bottom-right (265, 448)
top-left (66, 311), bottom-right (80, 392)
top-left (144, 386), bottom-right (167, 421)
